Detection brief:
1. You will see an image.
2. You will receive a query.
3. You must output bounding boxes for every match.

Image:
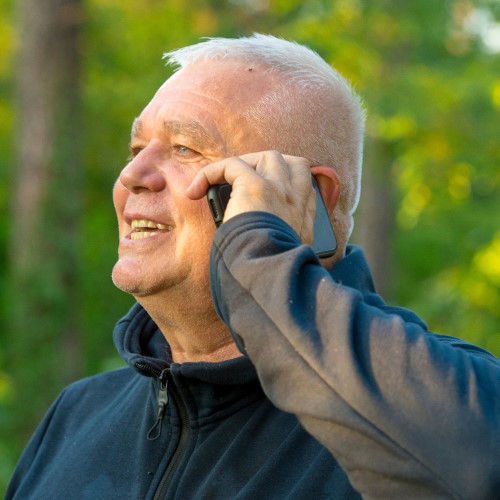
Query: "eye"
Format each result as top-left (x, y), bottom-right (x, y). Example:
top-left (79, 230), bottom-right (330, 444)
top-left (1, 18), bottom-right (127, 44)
top-left (175, 144), bottom-right (193, 154)
top-left (173, 144), bottom-right (201, 159)
top-left (127, 144), bottom-right (144, 161)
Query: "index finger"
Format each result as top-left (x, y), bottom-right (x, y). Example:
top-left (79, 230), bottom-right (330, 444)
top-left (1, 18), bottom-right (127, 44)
top-left (238, 152), bottom-right (312, 186)
top-left (186, 156), bottom-right (260, 200)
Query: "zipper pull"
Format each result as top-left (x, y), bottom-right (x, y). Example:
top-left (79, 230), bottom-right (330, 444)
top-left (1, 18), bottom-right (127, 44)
top-left (147, 370), bottom-right (169, 441)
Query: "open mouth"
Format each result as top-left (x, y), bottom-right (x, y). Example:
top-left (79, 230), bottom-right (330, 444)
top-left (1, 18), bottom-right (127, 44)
top-left (130, 219), bottom-right (174, 240)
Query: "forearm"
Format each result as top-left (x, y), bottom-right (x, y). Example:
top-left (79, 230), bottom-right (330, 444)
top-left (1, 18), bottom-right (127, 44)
top-left (210, 212), bottom-right (500, 499)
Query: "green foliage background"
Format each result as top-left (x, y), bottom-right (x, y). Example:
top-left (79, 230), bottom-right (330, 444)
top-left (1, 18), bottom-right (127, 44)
top-left (0, 0), bottom-right (499, 492)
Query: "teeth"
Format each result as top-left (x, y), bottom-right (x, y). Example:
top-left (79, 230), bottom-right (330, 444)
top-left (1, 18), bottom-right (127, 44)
top-left (131, 219), bottom-right (173, 230)
top-left (131, 231), bottom-right (154, 240)
top-left (130, 219), bottom-right (173, 240)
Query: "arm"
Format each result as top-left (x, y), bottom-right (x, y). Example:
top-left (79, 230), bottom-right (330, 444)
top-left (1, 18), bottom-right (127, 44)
top-left (5, 391), bottom-right (66, 499)
top-left (210, 212), bottom-right (500, 499)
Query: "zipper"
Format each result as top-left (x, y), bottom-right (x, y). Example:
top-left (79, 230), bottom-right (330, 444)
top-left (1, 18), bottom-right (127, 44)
top-left (152, 381), bottom-right (190, 499)
top-left (135, 362), bottom-right (191, 499)
top-left (147, 370), bottom-right (169, 441)
top-left (134, 362), bottom-right (169, 441)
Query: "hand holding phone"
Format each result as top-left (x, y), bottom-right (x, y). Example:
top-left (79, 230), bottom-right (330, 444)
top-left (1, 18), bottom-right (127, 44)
top-left (207, 176), bottom-right (337, 258)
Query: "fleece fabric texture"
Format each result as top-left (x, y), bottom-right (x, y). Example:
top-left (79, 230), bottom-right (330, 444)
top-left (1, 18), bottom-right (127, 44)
top-left (7, 211), bottom-right (500, 499)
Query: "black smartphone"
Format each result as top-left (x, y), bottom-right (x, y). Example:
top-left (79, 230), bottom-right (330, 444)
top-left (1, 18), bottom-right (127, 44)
top-left (207, 177), bottom-right (337, 258)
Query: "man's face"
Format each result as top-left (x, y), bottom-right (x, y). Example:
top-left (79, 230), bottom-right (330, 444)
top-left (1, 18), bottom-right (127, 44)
top-left (112, 60), bottom-right (274, 298)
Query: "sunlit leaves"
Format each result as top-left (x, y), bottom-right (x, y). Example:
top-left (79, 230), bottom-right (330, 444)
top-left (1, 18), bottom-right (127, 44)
top-left (397, 183), bottom-right (433, 230)
top-left (492, 81), bottom-right (500, 107)
top-left (447, 162), bottom-right (473, 201)
top-left (369, 114), bottom-right (417, 142)
top-left (474, 232), bottom-right (500, 286)
top-left (0, 372), bottom-right (14, 404)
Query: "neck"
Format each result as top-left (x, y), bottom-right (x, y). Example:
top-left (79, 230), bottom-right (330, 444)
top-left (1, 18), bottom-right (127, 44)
top-left (136, 289), bottom-right (241, 364)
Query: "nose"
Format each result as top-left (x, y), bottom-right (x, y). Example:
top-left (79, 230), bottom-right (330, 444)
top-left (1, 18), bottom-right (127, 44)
top-left (118, 144), bottom-right (167, 194)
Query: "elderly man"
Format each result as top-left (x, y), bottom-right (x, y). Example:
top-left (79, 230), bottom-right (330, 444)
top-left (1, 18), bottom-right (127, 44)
top-left (7, 34), bottom-right (500, 499)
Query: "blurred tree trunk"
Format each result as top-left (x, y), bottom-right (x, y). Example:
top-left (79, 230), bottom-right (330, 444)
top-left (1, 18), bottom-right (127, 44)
top-left (354, 139), bottom-right (396, 299)
top-left (8, 0), bottom-right (84, 436)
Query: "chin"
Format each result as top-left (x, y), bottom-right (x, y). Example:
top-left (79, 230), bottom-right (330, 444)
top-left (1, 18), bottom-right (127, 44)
top-left (111, 262), bottom-right (158, 297)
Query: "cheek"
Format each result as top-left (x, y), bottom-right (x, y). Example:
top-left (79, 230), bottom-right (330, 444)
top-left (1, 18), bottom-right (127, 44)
top-left (194, 200), bottom-right (216, 241)
top-left (113, 181), bottom-right (129, 239)
top-left (181, 198), bottom-right (216, 252)
top-left (113, 180), bottom-right (128, 218)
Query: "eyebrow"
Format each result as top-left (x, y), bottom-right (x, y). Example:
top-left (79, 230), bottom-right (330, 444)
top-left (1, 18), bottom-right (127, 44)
top-left (131, 117), bottom-right (143, 138)
top-left (131, 118), bottom-right (225, 154)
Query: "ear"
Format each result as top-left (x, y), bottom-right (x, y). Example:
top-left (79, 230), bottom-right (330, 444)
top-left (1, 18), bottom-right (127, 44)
top-left (310, 166), bottom-right (341, 215)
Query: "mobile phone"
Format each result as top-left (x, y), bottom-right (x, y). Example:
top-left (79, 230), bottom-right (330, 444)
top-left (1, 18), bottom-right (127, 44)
top-left (207, 177), bottom-right (337, 258)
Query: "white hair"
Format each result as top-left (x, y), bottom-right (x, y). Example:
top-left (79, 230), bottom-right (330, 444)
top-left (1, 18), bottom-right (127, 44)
top-left (163, 33), bottom-right (365, 251)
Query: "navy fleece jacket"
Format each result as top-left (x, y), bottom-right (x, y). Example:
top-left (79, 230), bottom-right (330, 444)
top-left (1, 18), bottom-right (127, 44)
top-left (7, 212), bottom-right (500, 499)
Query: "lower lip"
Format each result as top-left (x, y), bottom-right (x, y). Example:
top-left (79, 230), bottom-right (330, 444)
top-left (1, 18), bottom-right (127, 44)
top-left (122, 230), bottom-right (173, 244)
top-left (130, 230), bottom-right (170, 241)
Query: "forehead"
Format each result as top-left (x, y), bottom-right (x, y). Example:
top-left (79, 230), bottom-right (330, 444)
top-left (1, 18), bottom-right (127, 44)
top-left (132, 60), bottom-right (278, 152)
top-left (160, 59), bottom-right (278, 108)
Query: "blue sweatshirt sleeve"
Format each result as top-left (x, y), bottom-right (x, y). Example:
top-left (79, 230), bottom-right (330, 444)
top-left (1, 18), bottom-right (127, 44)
top-left (210, 211), bottom-right (500, 500)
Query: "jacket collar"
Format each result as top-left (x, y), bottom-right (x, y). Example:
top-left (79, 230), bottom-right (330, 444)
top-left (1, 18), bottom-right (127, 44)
top-left (113, 302), bottom-right (258, 384)
top-left (113, 245), bottom-right (426, 381)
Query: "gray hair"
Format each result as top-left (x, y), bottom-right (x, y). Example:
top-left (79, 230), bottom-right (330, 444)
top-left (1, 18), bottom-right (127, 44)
top-left (164, 33), bottom-right (365, 251)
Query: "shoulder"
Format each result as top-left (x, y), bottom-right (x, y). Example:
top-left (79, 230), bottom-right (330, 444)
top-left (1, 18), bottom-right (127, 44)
top-left (29, 366), bottom-right (153, 450)
top-left (56, 366), bottom-right (149, 410)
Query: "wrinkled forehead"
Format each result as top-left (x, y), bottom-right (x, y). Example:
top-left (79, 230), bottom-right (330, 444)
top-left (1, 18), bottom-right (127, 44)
top-left (134, 60), bottom-right (284, 154)
top-left (158, 59), bottom-right (279, 111)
